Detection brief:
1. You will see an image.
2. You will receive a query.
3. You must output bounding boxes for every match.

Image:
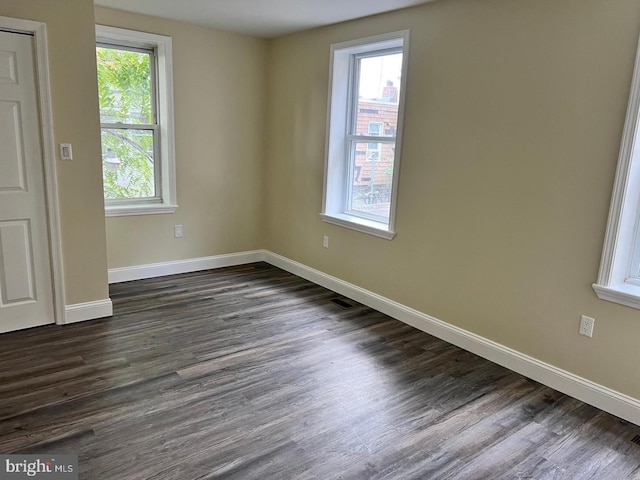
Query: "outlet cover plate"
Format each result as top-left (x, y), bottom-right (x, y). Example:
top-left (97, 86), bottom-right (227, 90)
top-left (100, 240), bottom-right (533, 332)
top-left (579, 315), bottom-right (595, 337)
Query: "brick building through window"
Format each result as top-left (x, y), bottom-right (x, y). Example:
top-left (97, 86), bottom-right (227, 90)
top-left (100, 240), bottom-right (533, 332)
top-left (352, 91), bottom-right (399, 216)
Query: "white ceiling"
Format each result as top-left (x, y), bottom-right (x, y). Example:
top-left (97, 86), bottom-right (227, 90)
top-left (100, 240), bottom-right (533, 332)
top-left (93, 0), bottom-right (435, 38)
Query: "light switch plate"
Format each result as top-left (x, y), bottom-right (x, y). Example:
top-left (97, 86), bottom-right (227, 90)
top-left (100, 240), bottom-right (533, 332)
top-left (60, 143), bottom-right (73, 160)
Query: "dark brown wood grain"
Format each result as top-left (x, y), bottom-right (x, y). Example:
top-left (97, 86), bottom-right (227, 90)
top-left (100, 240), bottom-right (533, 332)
top-left (0, 263), bottom-right (639, 479)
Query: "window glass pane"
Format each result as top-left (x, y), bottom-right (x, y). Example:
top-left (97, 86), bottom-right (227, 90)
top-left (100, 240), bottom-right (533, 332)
top-left (96, 46), bottom-right (153, 124)
top-left (348, 141), bottom-right (395, 221)
top-left (627, 215), bottom-right (640, 282)
top-left (101, 128), bottom-right (156, 199)
top-left (353, 53), bottom-right (402, 137)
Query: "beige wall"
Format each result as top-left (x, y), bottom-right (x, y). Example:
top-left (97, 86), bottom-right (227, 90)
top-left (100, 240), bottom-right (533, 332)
top-left (4, 0), bottom-right (640, 403)
top-left (265, 0), bottom-right (640, 398)
top-left (0, 0), bottom-right (109, 305)
top-left (94, 8), bottom-right (267, 268)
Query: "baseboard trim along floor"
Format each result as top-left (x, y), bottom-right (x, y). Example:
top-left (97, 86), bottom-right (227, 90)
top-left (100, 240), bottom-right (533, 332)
top-left (65, 299), bottom-right (113, 324)
top-left (107, 251), bottom-right (265, 284)
top-left (104, 249), bottom-right (640, 426)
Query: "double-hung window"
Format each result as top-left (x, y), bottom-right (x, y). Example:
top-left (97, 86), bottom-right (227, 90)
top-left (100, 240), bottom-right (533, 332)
top-left (322, 31), bottom-right (409, 239)
top-left (594, 32), bottom-right (640, 309)
top-left (95, 26), bottom-right (177, 216)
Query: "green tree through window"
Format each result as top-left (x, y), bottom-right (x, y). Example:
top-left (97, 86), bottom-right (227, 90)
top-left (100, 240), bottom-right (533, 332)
top-left (97, 45), bottom-right (157, 200)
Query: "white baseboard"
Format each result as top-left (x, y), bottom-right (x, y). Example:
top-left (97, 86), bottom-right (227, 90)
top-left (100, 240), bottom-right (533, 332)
top-left (263, 251), bottom-right (640, 426)
top-left (108, 250), bottom-right (265, 284)
top-left (64, 299), bottom-right (113, 324)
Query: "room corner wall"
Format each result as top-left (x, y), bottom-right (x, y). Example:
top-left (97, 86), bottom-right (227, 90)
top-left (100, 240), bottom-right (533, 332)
top-left (264, 0), bottom-right (640, 400)
top-left (94, 7), bottom-right (269, 269)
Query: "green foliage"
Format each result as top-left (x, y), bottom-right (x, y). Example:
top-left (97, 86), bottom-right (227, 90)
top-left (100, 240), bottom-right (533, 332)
top-left (97, 47), bottom-right (156, 199)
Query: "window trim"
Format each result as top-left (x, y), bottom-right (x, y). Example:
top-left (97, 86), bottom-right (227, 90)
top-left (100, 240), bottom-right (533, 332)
top-left (96, 25), bottom-right (177, 217)
top-left (593, 32), bottom-right (640, 309)
top-left (321, 30), bottom-right (410, 240)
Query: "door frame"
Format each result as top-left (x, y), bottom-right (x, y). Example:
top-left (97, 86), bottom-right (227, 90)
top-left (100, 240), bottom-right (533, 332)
top-left (0, 16), bottom-right (66, 325)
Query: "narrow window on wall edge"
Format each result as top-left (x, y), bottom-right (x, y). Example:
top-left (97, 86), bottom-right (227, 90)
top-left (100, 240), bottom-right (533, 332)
top-left (95, 25), bottom-right (177, 217)
top-left (593, 31), bottom-right (640, 310)
top-left (321, 30), bottom-right (409, 240)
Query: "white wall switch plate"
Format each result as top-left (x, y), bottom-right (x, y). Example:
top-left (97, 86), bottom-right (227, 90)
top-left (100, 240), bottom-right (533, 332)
top-left (59, 143), bottom-right (73, 160)
top-left (174, 225), bottom-right (183, 238)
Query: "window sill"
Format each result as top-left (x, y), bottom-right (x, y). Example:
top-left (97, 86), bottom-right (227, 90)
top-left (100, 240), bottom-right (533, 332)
top-left (320, 212), bottom-right (395, 240)
top-left (105, 203), bottom-right (178, 217)
top-left (592, 283), bottom-right (640, 310)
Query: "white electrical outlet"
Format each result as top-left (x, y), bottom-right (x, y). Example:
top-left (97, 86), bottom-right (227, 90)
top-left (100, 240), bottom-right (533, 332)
top-left (174, 225), bottom-right (183, 238)
top-left (323, 235), bottom-right (329, 248)
top-left (579, 315), bottom-right (595, 338)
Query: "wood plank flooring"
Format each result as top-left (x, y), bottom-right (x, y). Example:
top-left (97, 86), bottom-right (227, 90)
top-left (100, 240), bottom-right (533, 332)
top-left (1, 262), bottom-right (640, 479)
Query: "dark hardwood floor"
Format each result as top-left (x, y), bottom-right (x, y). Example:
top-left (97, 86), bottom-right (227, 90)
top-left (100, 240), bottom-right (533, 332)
top-left (1, 262), bottom-right (640, 479)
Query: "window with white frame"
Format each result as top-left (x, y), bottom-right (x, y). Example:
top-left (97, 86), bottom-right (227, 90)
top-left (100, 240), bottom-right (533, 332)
top-left (321, 31), bottom-right (409, 239)
top-left (95, 25), bottom-right (177, 216)
top-left (594, 33), bottom-right (640, 309)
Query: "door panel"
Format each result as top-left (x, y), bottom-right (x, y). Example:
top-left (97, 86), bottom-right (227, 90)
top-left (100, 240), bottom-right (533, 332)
top-left (0, 50), bottom-right (17, 84)
top-left (0, 220), bottom-right (36, 305)
top-left (0, 30), bottom-right (54, 333)
top-left (0, 101), bottom-right (27, 190)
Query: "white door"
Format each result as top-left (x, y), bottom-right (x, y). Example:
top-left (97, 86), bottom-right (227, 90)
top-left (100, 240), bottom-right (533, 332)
top-left (0, 30), bottom-right (54, 333)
